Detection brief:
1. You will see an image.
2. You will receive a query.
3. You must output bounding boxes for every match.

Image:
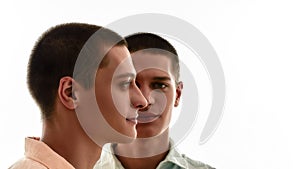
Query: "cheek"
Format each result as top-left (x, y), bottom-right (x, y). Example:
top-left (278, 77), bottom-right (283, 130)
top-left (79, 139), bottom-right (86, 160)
top-left (150, 90), bottom-right (167, 115)
top-left (151, 89), bottom-right (176, 115)
top-left (161, 92), bottom-right (176, 121)
top-left (95, 83), bottom-right (114, 116)
top-left (111, 87), bottom-right (131, 117)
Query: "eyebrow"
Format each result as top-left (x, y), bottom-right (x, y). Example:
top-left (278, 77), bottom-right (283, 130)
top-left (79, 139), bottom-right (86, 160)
top-left (115, 73), bottom-right (136, 79)
top-left (152, 76), bottom-right (171, 81)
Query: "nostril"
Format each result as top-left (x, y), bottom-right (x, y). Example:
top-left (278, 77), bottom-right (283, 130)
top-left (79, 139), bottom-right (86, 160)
top-left (139, 104), bottom-right (150, 111)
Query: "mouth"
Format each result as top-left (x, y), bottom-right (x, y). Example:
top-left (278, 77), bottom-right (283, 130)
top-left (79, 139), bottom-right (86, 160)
top-left (126, 117), bottom-right (138, 125)
top-left (137, 112), bottom-right (160, 123)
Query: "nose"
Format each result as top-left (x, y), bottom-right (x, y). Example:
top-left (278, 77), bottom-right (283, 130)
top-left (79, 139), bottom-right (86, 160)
top-left (130, 83), bottom-right (147, 109)
top-left (139, 84), bottom-right (155, 106)
top-left (136, 84), bottom-right (155, 113)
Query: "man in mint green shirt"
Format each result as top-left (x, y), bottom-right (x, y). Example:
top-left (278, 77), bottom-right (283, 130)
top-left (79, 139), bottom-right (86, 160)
top-left (94, 33), bottom-right (214, 169)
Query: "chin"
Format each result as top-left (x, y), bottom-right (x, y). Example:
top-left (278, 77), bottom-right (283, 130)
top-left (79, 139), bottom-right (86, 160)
top-left (136, 125), bottom-right (161, 138)
top-left (118, 124), bottom-right (137, 142)
top-left (118, 132), bottom-right (137, 143)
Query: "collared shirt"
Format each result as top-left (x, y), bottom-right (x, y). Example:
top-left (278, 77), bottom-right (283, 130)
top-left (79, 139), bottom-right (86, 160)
top-left (94, 141), bottom-right (215, 169)
top-left (9, 137), bottom-right (75, 169)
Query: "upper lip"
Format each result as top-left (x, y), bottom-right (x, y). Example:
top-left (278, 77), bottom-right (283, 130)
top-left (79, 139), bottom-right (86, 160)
top-left (136, 112), bottom-right (160, 123)
top-left (137, 112), bottom-right (160, 119)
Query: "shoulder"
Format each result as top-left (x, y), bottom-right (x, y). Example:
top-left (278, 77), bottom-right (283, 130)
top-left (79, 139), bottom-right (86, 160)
top-left (9, 158), bottom-right (47, 169)
top-left (182, 154), bottom-right (215, 169)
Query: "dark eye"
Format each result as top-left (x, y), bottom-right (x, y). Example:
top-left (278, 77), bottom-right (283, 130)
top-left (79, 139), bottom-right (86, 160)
top-left (151, 82), bottom-right (168, 89)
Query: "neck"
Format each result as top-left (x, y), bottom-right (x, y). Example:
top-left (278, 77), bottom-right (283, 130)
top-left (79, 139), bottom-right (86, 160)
top-left (41, 113), bottom-right (102, 169)
top-left (115, 130), bottom-right (170, 169)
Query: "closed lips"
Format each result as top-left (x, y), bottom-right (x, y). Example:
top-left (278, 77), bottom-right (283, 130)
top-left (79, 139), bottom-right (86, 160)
top-left (137, 113), bottom-right (160, 123)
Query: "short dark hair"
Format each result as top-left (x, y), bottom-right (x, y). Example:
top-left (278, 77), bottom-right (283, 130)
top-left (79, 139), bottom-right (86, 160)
top-left (27, 23), bottom-right (126, 119)
top-left (125, 32), bottom-right (180, 82)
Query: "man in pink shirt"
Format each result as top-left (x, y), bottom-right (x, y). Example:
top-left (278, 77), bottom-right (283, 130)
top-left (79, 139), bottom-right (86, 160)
top-left (9, 23), bottom-right (147, 169)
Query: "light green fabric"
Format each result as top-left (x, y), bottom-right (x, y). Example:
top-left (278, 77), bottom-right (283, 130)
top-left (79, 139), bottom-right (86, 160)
top-left (94, 140), bottom-right (214, 169)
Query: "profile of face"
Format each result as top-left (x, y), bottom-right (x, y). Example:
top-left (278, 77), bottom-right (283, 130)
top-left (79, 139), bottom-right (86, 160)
top-left (131, 51), bottom-right (183, 138)
top-left (74, 46), bottom-right (147, 145)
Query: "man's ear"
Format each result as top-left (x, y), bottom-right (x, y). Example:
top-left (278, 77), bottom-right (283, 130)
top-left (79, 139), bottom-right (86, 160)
top-left (58, 76), bottom-right (78, 110)
top-left (174, 81), bottom-right (183, 107)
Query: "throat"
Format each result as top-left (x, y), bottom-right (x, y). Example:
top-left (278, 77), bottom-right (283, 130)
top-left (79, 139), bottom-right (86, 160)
top-left (114, 133), bottom-right (170, 169)
top-left (116, 150), bottom-right (169, 169)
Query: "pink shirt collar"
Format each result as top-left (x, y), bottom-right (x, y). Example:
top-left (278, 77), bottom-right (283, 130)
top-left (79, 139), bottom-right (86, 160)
top-left (25, 137), bottom-right (75, 169)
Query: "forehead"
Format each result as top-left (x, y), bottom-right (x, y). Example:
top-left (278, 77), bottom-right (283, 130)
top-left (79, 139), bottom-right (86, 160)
top-left (131, 51), bottom-right (172, 73)
top-left (106, 46), bottom-right (131, 65)
top-left (131, 52), bottom-right (176, 82)
top-left (105, 46), bottom-right (136, 76)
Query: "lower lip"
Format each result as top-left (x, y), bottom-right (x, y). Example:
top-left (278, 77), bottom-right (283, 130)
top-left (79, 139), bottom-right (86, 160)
top-left (137, 115), bottom-right (160, 123)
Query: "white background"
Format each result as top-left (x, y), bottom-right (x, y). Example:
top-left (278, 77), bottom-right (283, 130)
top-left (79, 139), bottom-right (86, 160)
top-left (1, 0), bottom-right (300, 168)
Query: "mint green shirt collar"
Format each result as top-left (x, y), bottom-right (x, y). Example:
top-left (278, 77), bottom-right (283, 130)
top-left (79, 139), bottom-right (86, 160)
top-left (94, 140), bottom-right (214, 169)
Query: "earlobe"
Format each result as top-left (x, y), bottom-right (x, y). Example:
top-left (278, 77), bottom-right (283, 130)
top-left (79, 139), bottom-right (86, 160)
top-left (174, 81), bottom-right (183, 107)
top-left (58, 77), bottom-right (78, 110)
